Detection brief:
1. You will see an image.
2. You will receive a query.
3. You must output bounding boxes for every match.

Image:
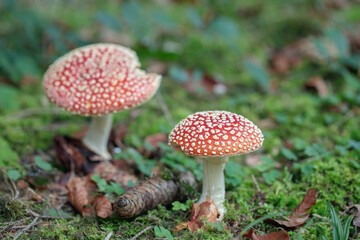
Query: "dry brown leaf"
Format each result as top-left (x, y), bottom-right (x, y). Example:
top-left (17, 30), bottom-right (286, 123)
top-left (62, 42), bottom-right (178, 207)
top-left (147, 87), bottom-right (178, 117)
top-left (346, 204), bottom-right (360, 227)
top-left (54, 135), bottom-right (101, 174)
top-left (305, 76), bottom-right (328, 98)
top-left (142, 133), bottom-right (168, 158)
top-left (245, 229), bottom-right (290, 240)
top-left (65, 176), bottom-right (97, 216)
top-left (17, 180), bottom-right (28, 190)
top-left (175, 198), bottom-right (219, 232)
top-left (266, 188), bottom-right (317, 229)
top-left (92, 161), bottom-right (138, 189)
top-left (269, 41), bottom-right (303, 75)
top-left (92, 195), bottom-right (113, 218)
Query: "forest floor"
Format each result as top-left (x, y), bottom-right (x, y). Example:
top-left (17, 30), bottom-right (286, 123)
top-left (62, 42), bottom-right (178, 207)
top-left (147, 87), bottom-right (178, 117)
top-left (0, 0), bottom-right (360, 239)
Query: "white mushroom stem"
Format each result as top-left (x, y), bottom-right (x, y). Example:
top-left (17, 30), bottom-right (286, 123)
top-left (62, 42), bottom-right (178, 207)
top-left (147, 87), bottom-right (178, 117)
top-left (197, 156), bottom-right (229, 219)
top-left (82, 114), bottom-right (113, 161)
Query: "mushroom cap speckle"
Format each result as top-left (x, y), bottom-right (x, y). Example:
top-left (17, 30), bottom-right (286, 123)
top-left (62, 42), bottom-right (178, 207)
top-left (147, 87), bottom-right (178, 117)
top-left (168, 111), bottom-right (264, 157)
top-left (43, 43), bottom-right (161, 116)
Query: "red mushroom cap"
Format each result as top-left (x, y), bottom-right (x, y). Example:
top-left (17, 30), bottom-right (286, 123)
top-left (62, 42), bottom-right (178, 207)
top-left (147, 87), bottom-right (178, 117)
top-left (168, 111), bottom-right (264, 157)
top-left (43, 43), bottom-right (161, 116)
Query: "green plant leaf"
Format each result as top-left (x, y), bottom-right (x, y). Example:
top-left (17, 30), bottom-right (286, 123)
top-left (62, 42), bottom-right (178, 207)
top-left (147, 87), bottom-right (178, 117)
top-left (7, 169), bottom-right (21, 181)
top-left (243, 60), bottom-right (270, 92)
top-left (0, 137), bottom-right (19, 167)
top-left (34, 156), bottom-right (52, 171)
top-left (262, 170), bottom-right (281, 184)
top-left (281, 148), bottom-right (298, 161)
top-left (159, 226), bottom-right (173, 240)
top-left (0, 86), bottom-right (20, 112)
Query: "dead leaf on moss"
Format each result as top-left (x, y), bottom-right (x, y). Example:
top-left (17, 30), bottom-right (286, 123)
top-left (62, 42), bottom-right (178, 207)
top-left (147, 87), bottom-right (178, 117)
top-left (92, 195), bottom-right (113, 218)
top-left (175, 198), bottom-right (219, 232)
top-left (266, 188), bottom-right (316, 229)
top-left (305, 76), bottom-right (328, 98)
top-left (65, 176), bottom-right (97, 216)
top-left (92, 161), bottom-right (138, 189)
top-left (54, 135), bottom-right (101, 174)
top-left (245, 229), bottom-right (290, 240)
top-left (346, 204), bottom-right (360, 227)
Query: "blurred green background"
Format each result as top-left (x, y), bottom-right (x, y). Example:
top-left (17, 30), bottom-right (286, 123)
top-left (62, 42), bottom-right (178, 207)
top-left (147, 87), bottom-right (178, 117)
top-left (0, 0), bottom-right (360, 239)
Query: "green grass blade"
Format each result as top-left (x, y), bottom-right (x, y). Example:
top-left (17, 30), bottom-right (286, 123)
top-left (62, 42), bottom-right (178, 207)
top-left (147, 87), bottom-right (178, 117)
top-left (342, 215), bottom-right (353, 240)
top-left (240, 211), bottom-right (287, 236)
top-left (327, 202), bottom-right (343, 240)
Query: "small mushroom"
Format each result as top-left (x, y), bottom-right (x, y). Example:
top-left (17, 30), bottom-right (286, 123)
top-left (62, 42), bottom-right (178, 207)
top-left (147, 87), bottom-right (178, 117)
top-left (168, 111), bottom-right (264, 219)
top-left (43, 43), bottom-right (161, 160)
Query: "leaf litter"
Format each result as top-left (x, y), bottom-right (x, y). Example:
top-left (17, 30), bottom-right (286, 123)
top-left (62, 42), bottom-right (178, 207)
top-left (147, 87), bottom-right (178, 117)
top-left (265, 188), bottom-right (317, 229)
top-left (175, 198), bottom-right (219, 232)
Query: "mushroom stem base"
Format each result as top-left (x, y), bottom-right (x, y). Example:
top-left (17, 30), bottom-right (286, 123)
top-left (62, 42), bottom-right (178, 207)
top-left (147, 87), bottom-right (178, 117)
top-left (197, 157), bottom-right (228, 220)
top-left (82, 114), bottom-right (113, 161)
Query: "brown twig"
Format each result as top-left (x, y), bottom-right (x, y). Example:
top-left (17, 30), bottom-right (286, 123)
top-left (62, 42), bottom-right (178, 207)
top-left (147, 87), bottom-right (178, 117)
top-left (13, 216), bottom-right (40, 240)
top-left (128, 225), bottom-right (153, 240)
top-left (251, 175), bottom-right (261, 193)
top-left (2, 107), bottom-right (65, 122)
top-left (156, 91), bottom-right (175, 127)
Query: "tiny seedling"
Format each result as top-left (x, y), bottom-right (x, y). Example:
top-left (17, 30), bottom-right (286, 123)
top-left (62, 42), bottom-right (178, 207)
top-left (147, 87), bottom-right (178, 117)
top-left (154, 226), bottom-right (173, 240)
top-left (172, 200), bottom-right (192, 211)
top-left (34, 156), bottom-right (52, 171)
top-left (91, 174), bottom-right (125, 196)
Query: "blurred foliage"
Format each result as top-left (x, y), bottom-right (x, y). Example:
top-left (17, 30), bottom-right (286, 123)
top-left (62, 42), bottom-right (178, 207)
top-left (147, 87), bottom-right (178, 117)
top-left (0, 0), bottom-right (360, 239)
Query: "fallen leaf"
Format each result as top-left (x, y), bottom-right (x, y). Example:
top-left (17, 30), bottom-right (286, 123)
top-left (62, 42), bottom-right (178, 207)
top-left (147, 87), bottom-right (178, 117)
top-left (305, 76), bottom-right (328, 98)
top-left (175, 198), bottom-right (219, 232)
top-left (17, 180), bottom-right (28, 190)
top-left (245, 229), bottom-right (290, 240)
top-left (54, 135), bottom-right (102, 174)
top-left (91, 195), bottom-right (113, 218)
top-left (266, 188), bottom-right (316, 229)
top-left (269, 41), bottom-right (303, 75)
top-left (65, 176), bottom-right (97, 216)
top-left (142, 133), bottom-right (168, 158)
top-left (92, 161), bottom-right (138, 189)
top-left (346, 204), bottom-right (360, 227)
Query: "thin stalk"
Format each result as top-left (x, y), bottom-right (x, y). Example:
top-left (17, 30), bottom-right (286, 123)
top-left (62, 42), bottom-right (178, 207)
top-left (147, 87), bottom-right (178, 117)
top-left (82, 114), bottom-right (113, 160)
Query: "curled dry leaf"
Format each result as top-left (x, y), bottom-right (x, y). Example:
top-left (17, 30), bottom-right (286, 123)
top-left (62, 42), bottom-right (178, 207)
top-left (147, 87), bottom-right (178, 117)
top-left (92, 195), bottom-right (113, 218)
top-left (93, 161), bottom-right (138, 189)
top-left (175, 198), bottom-right (219, 232)
top-left (66, 176), bottom-right (97, 216)
top-left (54, 135), bottom-right (101, 174)
top-left (114, 171), bottom-right (197, 218)
top-left (245, 229), bottom-right (290, 240)
top-left (346, 204), bottom-right (360, 227)
top-left (305, 76), bottom-right (328, 98)
top-left (66, 176), bottom-right (114, 218)
top-left (266, 188), bottom-right (317, 229)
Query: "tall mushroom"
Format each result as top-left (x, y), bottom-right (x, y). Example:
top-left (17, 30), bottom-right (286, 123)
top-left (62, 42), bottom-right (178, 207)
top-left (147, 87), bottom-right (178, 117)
top-left (43, 43), bottom-right (161, 160)
top-left (168, 111), bottom-right (264, 219)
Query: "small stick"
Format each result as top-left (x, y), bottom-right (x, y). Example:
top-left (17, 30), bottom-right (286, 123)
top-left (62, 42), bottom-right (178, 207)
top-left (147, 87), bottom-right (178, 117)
top-left (251, 175), bottom-right (261, 193)
top-left (312, 214), bottom-right (329, 221)
top-left (156, 92), bottom-right (175, 127)
top-left (13, 216), bottom-right (40, 240)
top-left (129, 225), bottom-right (153, 240)
top-left (104, 231), bottom-right (113, 240)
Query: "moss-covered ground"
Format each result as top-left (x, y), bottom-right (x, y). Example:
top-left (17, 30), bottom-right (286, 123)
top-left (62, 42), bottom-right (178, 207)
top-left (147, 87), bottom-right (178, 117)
top-left (0, 0), bottom-right (360, 239)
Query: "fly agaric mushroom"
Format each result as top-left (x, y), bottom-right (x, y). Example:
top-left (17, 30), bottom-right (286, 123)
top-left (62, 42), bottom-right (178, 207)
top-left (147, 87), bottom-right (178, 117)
top-left (43, 43), bottom-right (161, 160)
top-left (168, 111), bottom-right (264, 219)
